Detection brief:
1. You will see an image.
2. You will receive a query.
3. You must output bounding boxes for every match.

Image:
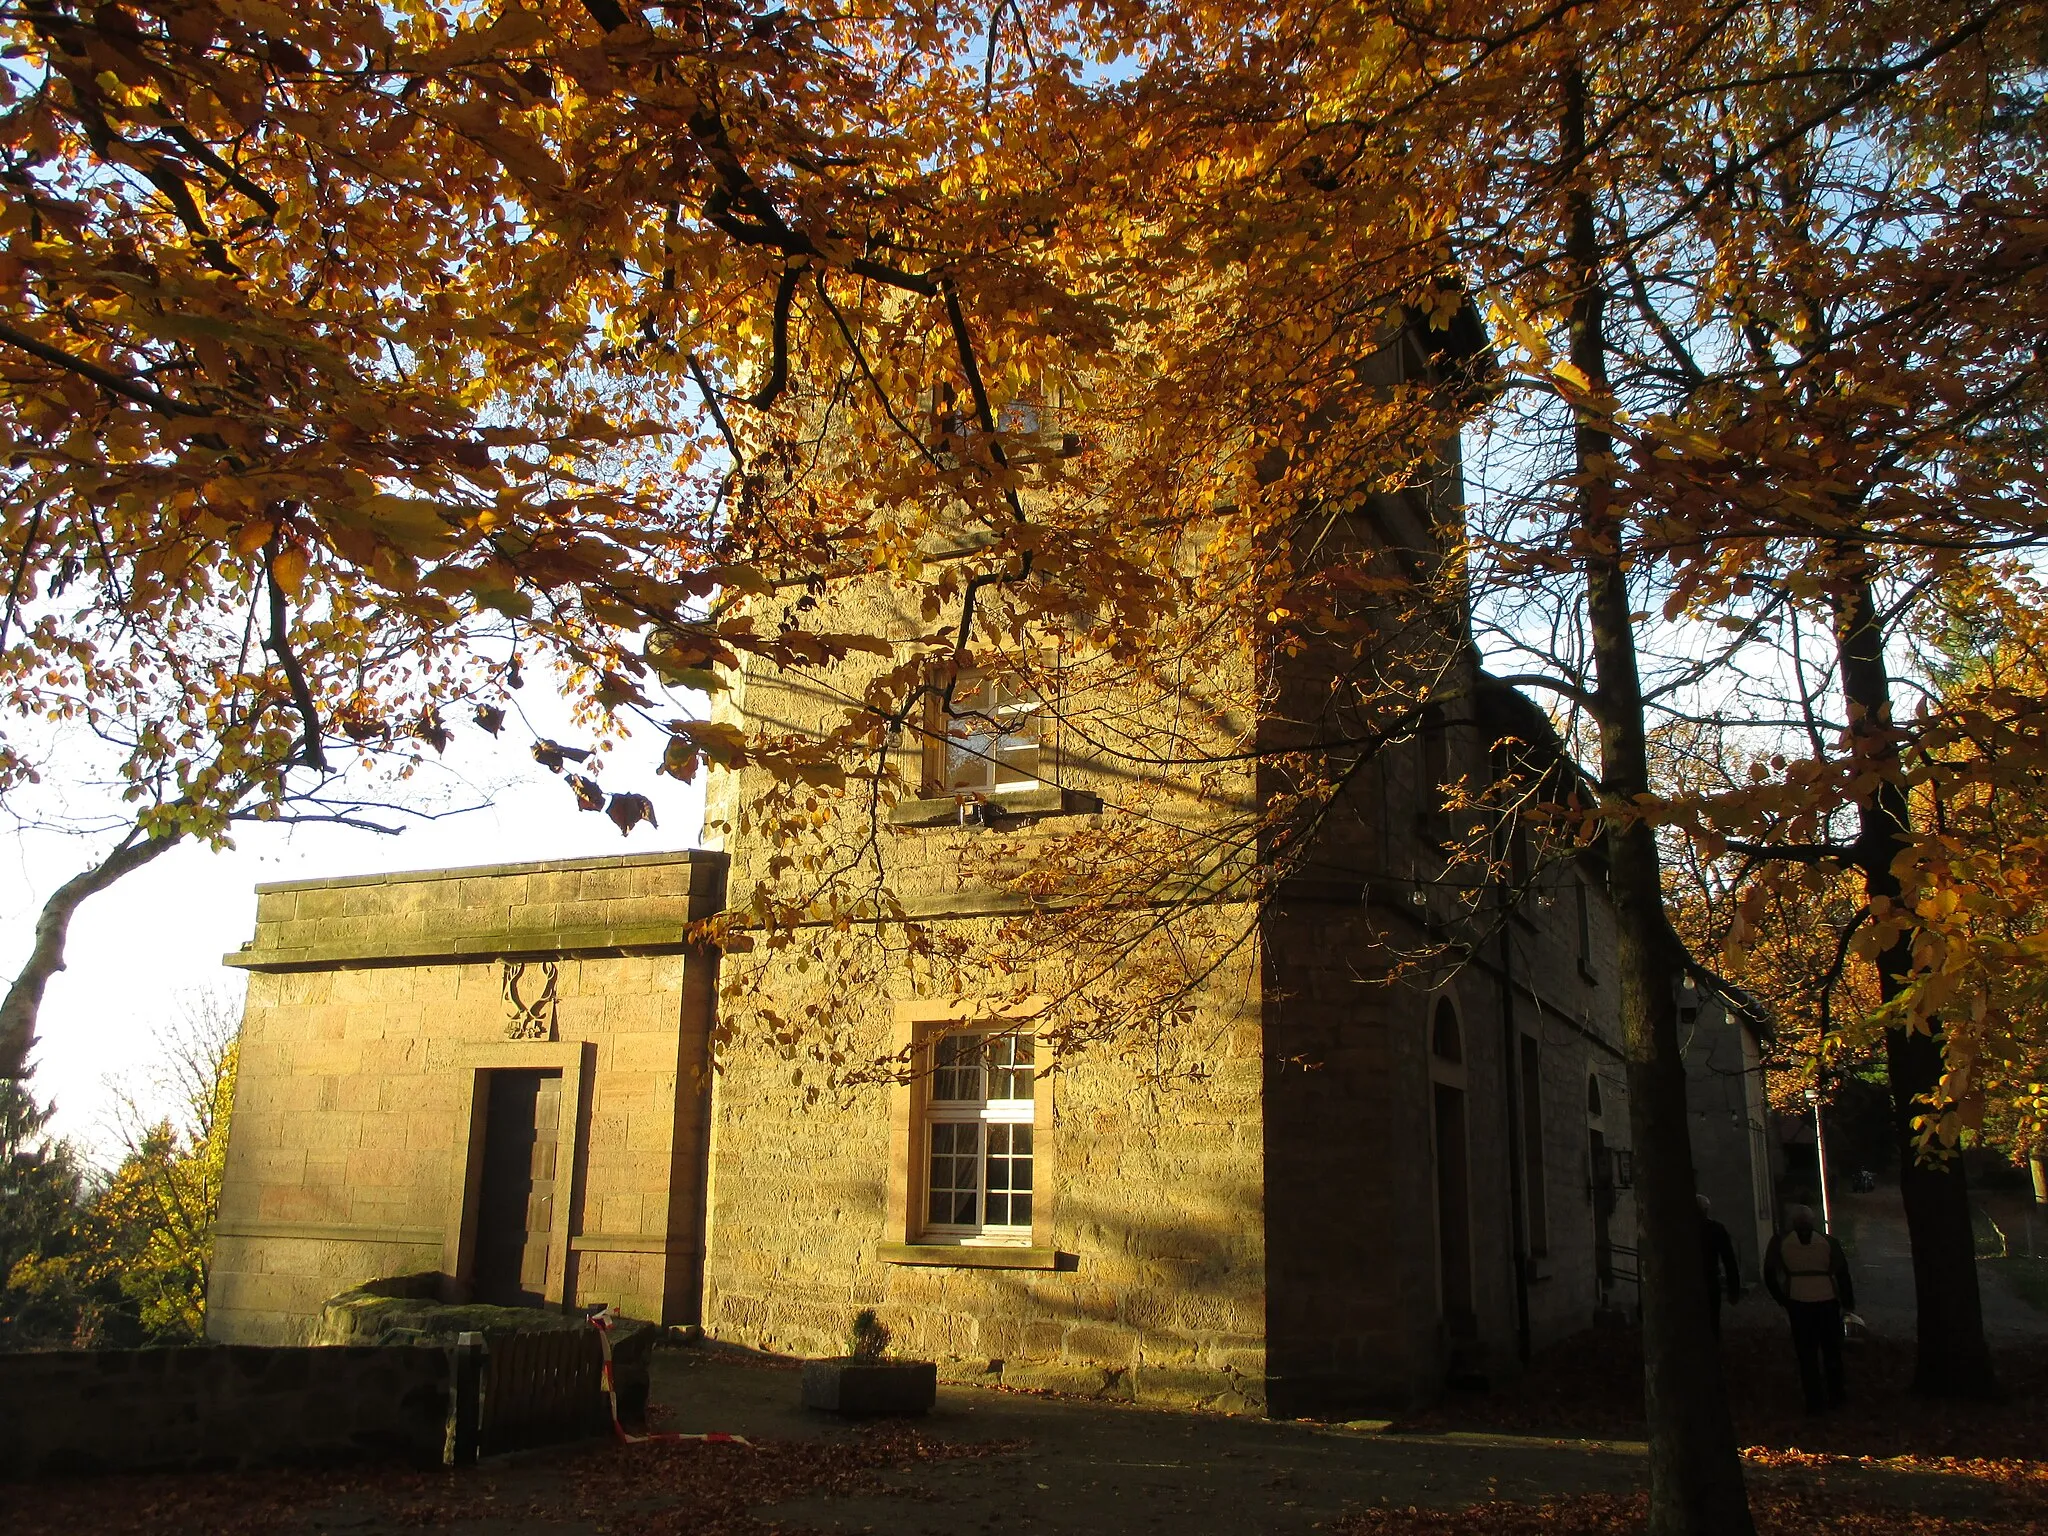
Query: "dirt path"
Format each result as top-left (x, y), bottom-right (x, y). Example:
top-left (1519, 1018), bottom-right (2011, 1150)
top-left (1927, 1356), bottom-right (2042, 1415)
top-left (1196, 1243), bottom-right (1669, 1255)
top-left (652, 1350), bottom-right (1646, 1534)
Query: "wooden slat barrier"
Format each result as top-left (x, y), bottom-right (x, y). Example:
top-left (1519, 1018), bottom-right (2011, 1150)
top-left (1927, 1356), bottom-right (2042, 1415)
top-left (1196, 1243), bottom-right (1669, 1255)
top-left (450, 1328), bottom-right (606, 1460)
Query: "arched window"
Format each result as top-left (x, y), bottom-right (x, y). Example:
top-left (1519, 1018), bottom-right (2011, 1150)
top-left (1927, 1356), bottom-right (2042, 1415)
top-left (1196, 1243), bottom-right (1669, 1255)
top-left (1431, 1000), bottom-right (1463, 1064)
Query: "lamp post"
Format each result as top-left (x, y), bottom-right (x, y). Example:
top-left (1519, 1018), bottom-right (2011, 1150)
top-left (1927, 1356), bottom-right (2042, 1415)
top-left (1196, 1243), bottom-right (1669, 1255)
top-left (1805, 1085), bottom-right (1833, 1235)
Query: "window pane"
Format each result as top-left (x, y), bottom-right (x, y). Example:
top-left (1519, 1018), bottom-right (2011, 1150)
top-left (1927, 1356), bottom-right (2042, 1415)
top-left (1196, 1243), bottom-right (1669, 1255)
top-left (987, 1033), bottom-right (1035, 1100)
top-left (945, 672), bottom-right (1041, 794)
top-left (991, 741), bottom-right (1040, 789)
top-left (990, 690), bottom-right (1041, 790)
top-left (931, 1034), bottom-right (984, 1102)
top-left (985, 1123), bottom-right (1033, 1228)
top-left (946, 731), bottom-right (999, 791)
top-left (927, 1121), bottom-right (981, 1226)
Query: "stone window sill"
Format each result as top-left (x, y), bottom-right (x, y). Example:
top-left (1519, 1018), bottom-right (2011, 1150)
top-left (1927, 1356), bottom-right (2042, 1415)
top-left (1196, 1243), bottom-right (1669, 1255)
top-left (878, 1242), bottom-right (1075, 1271)
top-left (888, 788), bottom-right (1102, 828)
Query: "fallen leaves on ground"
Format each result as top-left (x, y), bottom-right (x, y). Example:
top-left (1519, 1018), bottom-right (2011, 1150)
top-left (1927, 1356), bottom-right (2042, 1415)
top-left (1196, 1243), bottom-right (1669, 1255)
top-left (0, 1423), bottom-right (1016, 1536)
top-left (1338, 1487), bottom-right (2048, 1536)
top-left (1391, 1331), bottom-right (2048, 1463)
top-left (1349, 1332), bottom-right (2048, 1534)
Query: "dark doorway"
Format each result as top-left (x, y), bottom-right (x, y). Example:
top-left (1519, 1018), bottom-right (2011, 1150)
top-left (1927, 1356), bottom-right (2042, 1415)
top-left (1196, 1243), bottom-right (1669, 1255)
top-left (1433, 1080), bottom-right (1476, 1335)
top-left (473, 1069), bottom-right (562, 1307)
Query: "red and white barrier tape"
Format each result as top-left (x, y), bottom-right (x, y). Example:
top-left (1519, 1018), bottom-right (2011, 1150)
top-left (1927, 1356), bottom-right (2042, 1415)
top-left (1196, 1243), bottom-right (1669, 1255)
top-left (590, 1307), bottom-right (751, 1447)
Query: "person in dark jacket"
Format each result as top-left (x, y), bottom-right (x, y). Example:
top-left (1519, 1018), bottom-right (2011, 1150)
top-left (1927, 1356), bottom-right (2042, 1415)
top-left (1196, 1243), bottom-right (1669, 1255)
top-left (1698, 1194), bottom-right (1742, 1338)
top-left (1764, 1204), bottom-right (1855, 1411)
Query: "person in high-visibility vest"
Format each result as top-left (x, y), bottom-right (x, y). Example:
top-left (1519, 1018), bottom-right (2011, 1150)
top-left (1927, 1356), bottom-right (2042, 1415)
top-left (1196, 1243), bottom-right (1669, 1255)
top-left (1763, 1204), bottom-right (1856, 1411)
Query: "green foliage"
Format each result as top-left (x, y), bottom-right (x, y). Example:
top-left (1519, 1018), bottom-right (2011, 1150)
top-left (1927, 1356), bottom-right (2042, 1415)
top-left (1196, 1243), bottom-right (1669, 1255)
top-left (0, 1074), bottom-right (102, 1348)
top-left (848, 1308), bottom-right (892, 1360)
top-left (0, 1007), bottom-right (237, 1349)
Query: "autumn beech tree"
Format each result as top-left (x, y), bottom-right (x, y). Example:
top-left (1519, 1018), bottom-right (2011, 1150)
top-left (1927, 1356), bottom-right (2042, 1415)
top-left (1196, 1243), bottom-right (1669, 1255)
top-left (1522, 11), bottom-right (2048, 1402)
top-left (1034, 0), bottom-right (2040, 1528)
top-left (0, 0), bottom-right (1168, 1071)
top-left (4, 0), bottom-right (2047, 1525)
top-left (0, 536), bottom-right (496, 1079)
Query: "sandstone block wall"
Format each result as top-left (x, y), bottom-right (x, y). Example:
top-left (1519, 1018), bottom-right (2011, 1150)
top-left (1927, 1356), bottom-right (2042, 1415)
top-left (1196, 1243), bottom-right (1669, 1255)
top-left (701, 909), bottom-right (1270, 1415)
top-left (209, 851), bottom-right (723, 1344)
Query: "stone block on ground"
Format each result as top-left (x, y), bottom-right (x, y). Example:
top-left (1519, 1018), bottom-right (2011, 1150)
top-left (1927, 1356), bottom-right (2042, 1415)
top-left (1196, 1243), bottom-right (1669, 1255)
top-left (799, 1358), bottom-right (937, 1415)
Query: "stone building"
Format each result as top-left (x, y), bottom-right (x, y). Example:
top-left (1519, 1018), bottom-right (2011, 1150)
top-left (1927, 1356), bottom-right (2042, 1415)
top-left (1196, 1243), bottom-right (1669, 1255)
top-left (209, 638), bottom-right (1774, 1415)
top-left (209, 345), bottom-right (1774, 1416)
top-left (208, 853), bottom-right (728, 1340)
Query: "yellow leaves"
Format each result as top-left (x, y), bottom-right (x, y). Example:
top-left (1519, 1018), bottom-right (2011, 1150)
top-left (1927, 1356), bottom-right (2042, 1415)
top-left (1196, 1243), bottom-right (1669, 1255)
top-left (435, 100), bottom-right (563, 191)
top-left (269, 545), bottom-right (309, 596)
top-left (1549, 361), bottom-right (1594, 395)
top-left (418, 0), bottom-right (551, 69)
top-left (229, 520), bottom-right (273, 556)
top-left (344, 494), bottom-right (458, 557)
top-left (661, 719), bottom-right (748, 783)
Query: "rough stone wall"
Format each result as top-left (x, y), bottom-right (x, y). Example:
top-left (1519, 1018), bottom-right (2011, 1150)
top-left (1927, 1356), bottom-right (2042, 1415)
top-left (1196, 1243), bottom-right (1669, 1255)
top-left (694, 409), bottom-right (1675, 1410)
top-left (1497, 886), bottom-right (1635, 1348)
top-left (209, 852), bottom-right (723, 1344)
top-left (1253, 487), bottom-right (1639, 1397)
top-left (698, 558), bottom-right (1274, 1412)
top-left (1259, 908), bottom-right (1469, 1414)
top-left (698, 500), bottom-right (1644, 1413)
top-left (0, 1345), bottom-right (451, 1478)
top-left (702, 903), bottom-right (1269, 1414)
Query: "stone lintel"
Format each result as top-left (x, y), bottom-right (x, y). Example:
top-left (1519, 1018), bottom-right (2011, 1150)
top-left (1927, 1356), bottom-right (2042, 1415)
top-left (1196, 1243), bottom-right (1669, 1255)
top-left (724, 883), bottom-right (1260, 930)
top-left (568, 1233), bottom-right (696, 1255)
top-left (213, 1220), bottom-right (443, 1247)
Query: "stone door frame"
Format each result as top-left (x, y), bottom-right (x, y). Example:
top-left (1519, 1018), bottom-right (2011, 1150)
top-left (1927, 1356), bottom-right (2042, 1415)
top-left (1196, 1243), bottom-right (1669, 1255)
top-left (445, 1040), bottom-right (594, 1308)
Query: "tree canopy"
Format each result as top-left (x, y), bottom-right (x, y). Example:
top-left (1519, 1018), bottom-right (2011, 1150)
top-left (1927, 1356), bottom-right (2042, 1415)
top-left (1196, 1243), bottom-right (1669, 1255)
top-left (7, 0), bottom-right (2048, 1527)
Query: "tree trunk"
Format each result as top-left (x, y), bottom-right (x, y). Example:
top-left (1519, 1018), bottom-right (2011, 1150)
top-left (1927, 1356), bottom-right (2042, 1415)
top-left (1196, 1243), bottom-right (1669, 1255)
top-left (1565, 70), bottom-right (1754, 1536)
top-left (0, 828), bottom-right (181, 1080)
top-left (1831, 568), bottom-right (2000, 1399)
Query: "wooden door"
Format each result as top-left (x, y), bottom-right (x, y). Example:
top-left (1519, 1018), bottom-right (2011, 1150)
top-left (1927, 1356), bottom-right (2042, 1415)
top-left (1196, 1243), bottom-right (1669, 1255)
top-left (474, 1069), bottom-right (562, 1307)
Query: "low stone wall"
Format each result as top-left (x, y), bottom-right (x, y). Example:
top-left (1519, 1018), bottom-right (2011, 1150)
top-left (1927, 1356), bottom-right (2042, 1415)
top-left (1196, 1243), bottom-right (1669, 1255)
top-left (315, 1276), bottom-right (656, 1429)
top-left (0, 1345), bottom-right (451, 1479)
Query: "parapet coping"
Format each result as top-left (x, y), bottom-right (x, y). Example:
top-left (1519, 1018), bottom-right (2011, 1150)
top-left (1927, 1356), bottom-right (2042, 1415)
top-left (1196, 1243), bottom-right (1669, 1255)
top-left (224, 920), bottom-right (706, 972)
top-left (251, 847), bottom-right (727, 896)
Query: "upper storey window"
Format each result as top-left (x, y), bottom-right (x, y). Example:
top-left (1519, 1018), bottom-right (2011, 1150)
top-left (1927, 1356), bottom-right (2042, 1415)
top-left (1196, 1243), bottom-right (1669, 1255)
top-left (934, 669), bottom-right (1043, 796)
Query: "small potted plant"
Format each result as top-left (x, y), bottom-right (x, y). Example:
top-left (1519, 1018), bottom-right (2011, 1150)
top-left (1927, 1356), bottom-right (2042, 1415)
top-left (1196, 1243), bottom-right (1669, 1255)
top-left (800, 1310), bottom-right (937, 1415)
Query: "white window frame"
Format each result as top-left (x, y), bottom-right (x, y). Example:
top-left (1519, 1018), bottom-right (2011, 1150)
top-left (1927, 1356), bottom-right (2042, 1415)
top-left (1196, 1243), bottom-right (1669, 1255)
top-left (921, 1030), bottom-right (1037, 1245)
top-left (940, 670), bottom-right (1044, 796)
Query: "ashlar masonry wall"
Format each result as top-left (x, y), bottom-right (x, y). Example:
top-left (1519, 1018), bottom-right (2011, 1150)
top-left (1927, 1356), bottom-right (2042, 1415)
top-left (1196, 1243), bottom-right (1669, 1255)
top-left (209, 851), bottom-right (724, 1344)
